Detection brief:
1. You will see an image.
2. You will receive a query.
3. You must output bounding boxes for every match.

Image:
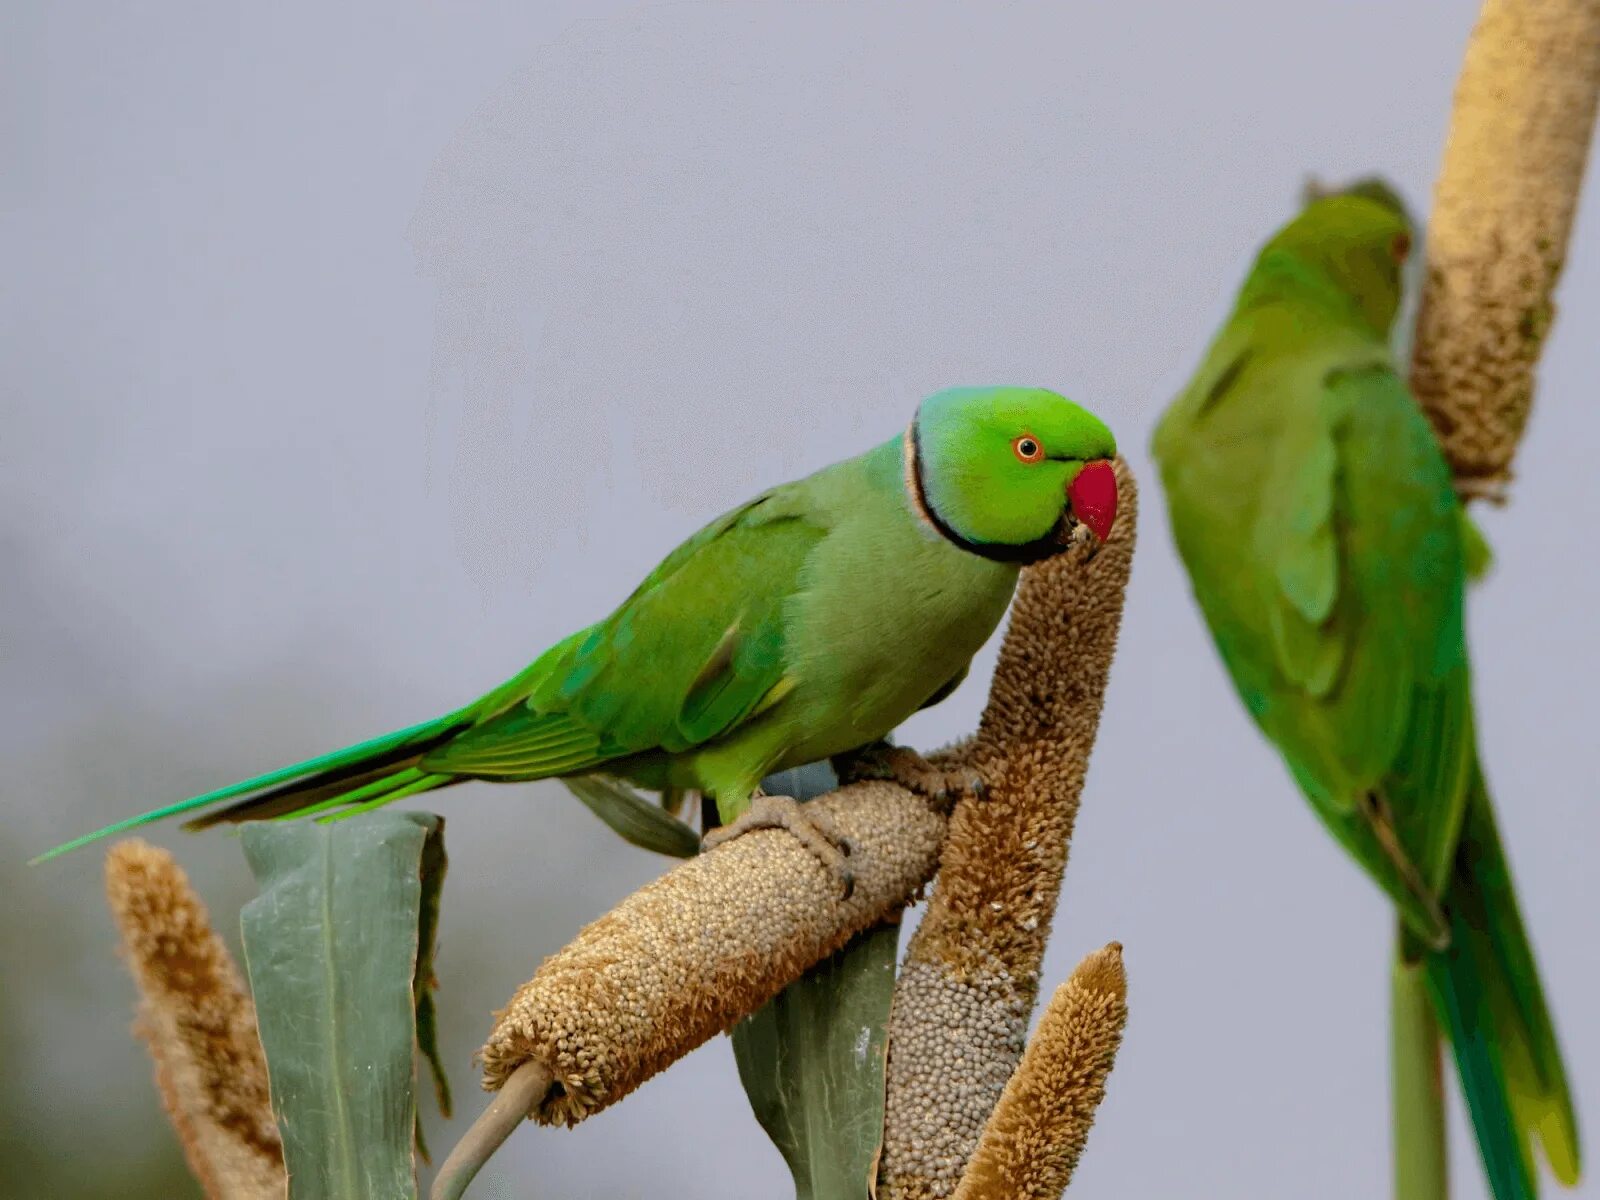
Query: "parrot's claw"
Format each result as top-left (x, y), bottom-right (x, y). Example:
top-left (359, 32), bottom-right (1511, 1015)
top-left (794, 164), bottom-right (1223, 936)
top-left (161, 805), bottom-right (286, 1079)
top-left (701, 793), bottom-right (856, 900)
top-left (832, 743), bottom-right (988, 813)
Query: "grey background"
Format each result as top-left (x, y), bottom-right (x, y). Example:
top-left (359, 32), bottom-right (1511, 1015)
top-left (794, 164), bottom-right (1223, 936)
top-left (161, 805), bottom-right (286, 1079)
top-left (4, 2), bottom-right (1596, 1197)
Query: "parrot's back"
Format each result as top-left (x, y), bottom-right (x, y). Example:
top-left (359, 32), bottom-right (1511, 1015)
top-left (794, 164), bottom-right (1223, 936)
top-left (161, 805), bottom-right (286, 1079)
top-left (518, 435), bottom-right (1023, 806)
top-left (1153, 304), bottom-right (1407, 742)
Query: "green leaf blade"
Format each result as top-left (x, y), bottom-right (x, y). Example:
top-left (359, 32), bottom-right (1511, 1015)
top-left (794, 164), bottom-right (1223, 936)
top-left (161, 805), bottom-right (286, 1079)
top-left (733, 923), bottom-right (900, 1200)
top-left (240, 812), bottom-right (435, 1200)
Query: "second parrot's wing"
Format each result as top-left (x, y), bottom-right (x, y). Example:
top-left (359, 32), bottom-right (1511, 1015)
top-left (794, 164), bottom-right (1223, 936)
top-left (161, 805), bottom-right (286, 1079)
top-left (1250, 360), bottom-right (1472, 943)
top-left (423, 486), bottom-right (828, 779)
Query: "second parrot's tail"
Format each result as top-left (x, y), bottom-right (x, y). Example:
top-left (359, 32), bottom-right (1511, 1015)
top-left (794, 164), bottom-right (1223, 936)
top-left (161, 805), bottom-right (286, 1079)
top-left (1422, 772), bottom-right (1581, 1200)
top-left (30, 712), bottom-right (468, 863)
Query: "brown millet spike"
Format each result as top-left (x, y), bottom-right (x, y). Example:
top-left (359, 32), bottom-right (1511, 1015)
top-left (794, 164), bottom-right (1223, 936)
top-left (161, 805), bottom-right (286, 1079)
top-left (477, 778), bottom-right (946, 1123)
top-left (879, 460), bottom-right (1136, 1200)
top-left (951, 943), bottom-right (1129, 1200)
top-left (104, 839), bottom-right (285, 1200)
top-left (1409, 0), bottom-right (1600, 495)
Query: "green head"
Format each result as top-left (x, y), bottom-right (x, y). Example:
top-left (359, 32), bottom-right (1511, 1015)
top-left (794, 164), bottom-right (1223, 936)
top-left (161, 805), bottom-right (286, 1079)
top-left (906, 386), bottom-right (1118, 563)
top-left (1255, 178), bottom-right (1416, 335)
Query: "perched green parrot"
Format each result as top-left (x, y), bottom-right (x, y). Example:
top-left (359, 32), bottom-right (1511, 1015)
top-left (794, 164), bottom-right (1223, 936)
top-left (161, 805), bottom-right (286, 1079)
top-left (1153, 185), bottom-right (1579, 1199)
top-left (38, 386), bottom-right (1119, 890)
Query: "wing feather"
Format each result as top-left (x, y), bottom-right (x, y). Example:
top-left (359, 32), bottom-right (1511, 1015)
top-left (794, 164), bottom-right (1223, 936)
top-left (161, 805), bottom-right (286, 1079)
top-left (1167, 352), bottom-right (1471, 942)
top-left (427, 486), bottom-right (828, 780)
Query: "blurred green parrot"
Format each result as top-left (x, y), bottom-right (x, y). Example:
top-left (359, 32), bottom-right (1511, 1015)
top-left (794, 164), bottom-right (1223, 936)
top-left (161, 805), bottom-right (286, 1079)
top-left (1153, 183), bottom-right (1579, 1199)
top-left (38, 386), bottom-right (1119, 891)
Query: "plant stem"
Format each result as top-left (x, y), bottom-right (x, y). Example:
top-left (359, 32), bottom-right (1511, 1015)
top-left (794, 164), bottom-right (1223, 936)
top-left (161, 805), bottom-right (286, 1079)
top-left (430, 1061), bottom-right (553, 1200)
top-left (1392, 941), bottom-right (1448, 1200)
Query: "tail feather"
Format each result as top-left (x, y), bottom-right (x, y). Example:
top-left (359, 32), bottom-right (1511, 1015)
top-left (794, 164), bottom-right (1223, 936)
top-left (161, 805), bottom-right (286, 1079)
top-left (30, 714), bottom-right (465, 863)
top-left (181, 722), bottom-right (460, 830)
top-left (1424, 776), bottom-right (1581, 1199)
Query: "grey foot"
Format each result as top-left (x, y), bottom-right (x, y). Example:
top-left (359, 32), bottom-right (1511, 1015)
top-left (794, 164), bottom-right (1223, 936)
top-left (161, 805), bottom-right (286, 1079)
top-left (832, 742), bottom-right (988, 813)
top-left (701, 792), bottom-right (855, 899)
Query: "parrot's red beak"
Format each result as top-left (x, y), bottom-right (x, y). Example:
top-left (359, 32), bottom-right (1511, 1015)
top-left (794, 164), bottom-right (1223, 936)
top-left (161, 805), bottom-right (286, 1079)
top-left (1067, 459), bottom-right (1118, 544)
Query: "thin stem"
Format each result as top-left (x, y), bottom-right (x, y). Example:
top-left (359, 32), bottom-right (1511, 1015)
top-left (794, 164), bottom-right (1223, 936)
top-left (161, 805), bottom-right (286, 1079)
top-left (1392, 941), bottom-right (1448, 1200)
top-left (430, 1060), bottom-right (554, 1200)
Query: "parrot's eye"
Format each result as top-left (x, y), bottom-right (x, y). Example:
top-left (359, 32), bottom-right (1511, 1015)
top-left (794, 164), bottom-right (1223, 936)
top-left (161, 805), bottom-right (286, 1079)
top-left (1012, 434), bottom-right (1044, 464)
top-left (1390, 232), bottom-right (1412, 261)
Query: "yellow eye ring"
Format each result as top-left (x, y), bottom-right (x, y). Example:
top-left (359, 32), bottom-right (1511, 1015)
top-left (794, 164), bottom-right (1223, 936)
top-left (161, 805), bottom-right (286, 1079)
top-left (1012, 433), bottom-right (1045, 464)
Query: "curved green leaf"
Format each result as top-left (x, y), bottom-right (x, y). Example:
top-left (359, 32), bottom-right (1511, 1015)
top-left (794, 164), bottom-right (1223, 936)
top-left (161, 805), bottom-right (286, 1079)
top-left (733, 922), bottom-right (900, 1200)
top-left (561, 774), bottom-right (701, 857)
top-left (413, 816), bottom-right (451, 1162)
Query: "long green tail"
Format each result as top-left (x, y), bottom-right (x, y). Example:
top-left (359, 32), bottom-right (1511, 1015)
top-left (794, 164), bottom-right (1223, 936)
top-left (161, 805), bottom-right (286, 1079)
top-left (1420, 773), bottom-right (1581, 1200)
top-left (29, 713), bottom-right (466, 864)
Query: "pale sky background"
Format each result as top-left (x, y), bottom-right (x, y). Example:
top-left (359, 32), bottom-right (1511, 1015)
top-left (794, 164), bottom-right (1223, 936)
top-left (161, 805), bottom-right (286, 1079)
top-left (4, 2), bottom-right (1597, 1197)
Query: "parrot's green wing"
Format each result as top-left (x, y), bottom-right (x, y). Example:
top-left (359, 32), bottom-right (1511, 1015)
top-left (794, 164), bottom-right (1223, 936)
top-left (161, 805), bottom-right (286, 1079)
top-left (1267, 361), bottom-right (1465, 947)
top-left (1314, 363), bottom-right (1473, 891)
top-left (1192, 357), bottom-right (1472, 945)
top-left (422, 488), bottom-right (827, 779)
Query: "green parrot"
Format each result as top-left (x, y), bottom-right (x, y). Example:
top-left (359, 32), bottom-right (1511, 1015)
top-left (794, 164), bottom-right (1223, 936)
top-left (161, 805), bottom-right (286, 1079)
top-left (37, 386), bottom-right (1119, 890)
top-left (1153, 185), bottom-right (1579, 1198)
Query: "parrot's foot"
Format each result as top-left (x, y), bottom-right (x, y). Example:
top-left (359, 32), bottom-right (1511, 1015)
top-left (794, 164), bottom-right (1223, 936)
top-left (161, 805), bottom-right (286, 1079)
top-left (701, 793), bottom-right (855, 900)
top-left (832, 742), bottom-right (987, 813)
